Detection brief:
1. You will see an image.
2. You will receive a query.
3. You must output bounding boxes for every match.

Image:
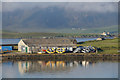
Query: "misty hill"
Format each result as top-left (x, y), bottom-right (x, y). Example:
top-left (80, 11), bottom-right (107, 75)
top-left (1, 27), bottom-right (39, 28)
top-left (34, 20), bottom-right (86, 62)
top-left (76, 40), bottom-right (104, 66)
top-left (3, 7), bottom-right (117, 33)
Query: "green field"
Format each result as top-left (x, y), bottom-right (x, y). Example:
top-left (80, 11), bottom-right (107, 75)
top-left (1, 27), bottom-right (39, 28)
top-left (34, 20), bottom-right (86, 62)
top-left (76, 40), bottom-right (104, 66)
top-left (2, 30), bottom-right (116, 38)
top-left (77, 38), bottom-right (118, 54)
top-left (56, 25), bottom-right (118, 33)
top-left (2, 25), bottom-right (118, 38)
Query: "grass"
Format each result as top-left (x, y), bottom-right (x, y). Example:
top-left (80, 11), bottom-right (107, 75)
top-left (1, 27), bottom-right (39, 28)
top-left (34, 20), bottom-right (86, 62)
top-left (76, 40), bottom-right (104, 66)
top-left (77, 38), bottom-right (118, 54)
top-left (2, 30), bottom-right (117, 39)
top-left (4, 25), bottom-right (118, 34)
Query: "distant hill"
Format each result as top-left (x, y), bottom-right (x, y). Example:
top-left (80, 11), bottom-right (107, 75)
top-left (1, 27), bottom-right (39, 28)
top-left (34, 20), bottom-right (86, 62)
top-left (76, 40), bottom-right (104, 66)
top-left (3, 6), bottom-right (118, 33)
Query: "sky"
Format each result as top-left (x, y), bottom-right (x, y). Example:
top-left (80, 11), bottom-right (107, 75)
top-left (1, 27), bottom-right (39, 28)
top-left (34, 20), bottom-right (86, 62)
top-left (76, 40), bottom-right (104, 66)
top-left (1, 0), bottom-right (118, 32)
top-left (0, 0), bottom-right (118, 13)
top-left (1, 0), bottom-right (120, 2)
top-left (2, 2), bottom-right (118, 13)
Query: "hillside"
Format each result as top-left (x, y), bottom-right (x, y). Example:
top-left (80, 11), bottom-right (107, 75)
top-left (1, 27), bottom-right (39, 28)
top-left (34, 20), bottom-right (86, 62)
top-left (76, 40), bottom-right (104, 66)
top-left (3, 6), bottom-right (117, 33)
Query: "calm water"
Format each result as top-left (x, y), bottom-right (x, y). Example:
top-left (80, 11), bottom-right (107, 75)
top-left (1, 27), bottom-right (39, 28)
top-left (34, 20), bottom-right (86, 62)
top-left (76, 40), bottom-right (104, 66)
top-left (76, 38), bottom-right (97, 42)
top-left (0, 38), bottom-right (97, 45)
top-left (0, 37), bottom-right (113, 45)
top-left (1, 60), bottom-right (118, 78)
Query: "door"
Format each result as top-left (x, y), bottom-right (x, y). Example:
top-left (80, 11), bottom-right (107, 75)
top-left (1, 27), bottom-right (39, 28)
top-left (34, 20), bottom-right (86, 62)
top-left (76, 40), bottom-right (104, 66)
top-left (25, 47), bottom-right (27, 53)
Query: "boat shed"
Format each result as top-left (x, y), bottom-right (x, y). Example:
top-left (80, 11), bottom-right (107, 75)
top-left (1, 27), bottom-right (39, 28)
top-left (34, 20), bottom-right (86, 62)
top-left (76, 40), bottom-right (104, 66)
top-left (0, 39), bottom-right (20, 53)
top-left (18, 38), bottom-right (77, 53)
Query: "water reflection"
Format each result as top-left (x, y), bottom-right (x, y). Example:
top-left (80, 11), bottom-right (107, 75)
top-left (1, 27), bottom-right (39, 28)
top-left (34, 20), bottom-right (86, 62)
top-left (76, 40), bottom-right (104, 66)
top-left (18, 60), bottom-right (96, 74)
top-left (2, 60), bottom-right (118, 78)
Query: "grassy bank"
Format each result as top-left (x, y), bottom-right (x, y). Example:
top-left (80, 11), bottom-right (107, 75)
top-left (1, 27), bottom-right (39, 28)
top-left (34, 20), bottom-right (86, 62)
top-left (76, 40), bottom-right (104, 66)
top-left (77, 38), bottom-right (118, 54)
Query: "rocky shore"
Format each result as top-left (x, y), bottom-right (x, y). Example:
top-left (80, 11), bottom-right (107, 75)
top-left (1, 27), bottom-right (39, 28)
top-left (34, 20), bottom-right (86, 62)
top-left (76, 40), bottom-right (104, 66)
top-left (1, 53), bottom-right (119, 61)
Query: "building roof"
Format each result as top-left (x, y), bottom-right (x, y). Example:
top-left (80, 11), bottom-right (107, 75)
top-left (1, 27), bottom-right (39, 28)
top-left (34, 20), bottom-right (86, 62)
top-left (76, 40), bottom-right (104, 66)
top-left (21, 38), bottom-right (77, 47)
top-left (0, 39), bottom-right (20, 45)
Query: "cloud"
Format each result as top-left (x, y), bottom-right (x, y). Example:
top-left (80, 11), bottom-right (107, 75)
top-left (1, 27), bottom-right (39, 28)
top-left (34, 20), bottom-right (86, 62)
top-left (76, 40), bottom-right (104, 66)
top-left (2, 2), bottom-right (118, 13)
top-left (65, 2), bottom-right (118, 13)
top-left (2, 0), bottom-right (120, 2)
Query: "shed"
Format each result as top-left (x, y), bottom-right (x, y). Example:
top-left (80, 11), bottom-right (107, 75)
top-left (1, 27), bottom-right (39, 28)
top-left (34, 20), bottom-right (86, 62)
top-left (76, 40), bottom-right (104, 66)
top-left (96, 38), bottom-right (105, 41)
top-left (0, 39), bottom-right (20, 53)
top-left (18, 38), bottom-right (77, 53)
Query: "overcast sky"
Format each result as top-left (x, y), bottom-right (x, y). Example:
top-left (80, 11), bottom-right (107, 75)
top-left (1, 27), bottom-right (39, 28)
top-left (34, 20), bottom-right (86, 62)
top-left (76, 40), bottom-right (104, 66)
top-left (2, 2), bottom-right (118, 13)
top-left (1, 0), bottom-right (118, 32)
top-left (1, 0), bottom-right (119, 13)
top-left (2, 0), bottom-right (120, 2)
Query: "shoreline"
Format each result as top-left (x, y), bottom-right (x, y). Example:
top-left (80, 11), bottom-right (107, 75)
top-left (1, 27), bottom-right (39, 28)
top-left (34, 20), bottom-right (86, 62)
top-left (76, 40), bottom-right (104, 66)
top-left (1, 53), bottom-right (119, 61)
top-left (1, 36), bottom-right (116, 39)
top-left (1, 38), bottom-right (118, 61)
